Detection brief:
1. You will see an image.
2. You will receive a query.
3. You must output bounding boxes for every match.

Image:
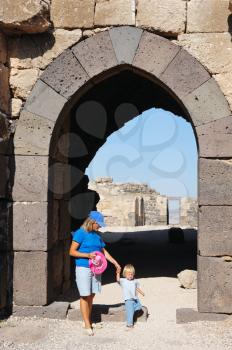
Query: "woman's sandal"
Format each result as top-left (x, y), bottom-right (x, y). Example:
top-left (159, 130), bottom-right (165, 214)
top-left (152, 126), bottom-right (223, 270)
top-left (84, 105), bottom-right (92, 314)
top-left (82, 321), bottom-right (103, 329)
top-left (92, 322), bottom-right (103, 329)
top-left (83, 327), bottom-right (94, 336)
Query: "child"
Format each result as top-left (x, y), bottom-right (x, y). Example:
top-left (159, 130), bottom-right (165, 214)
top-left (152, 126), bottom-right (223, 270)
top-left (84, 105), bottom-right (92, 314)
top-left (116, 264), bottom-right (145, 329)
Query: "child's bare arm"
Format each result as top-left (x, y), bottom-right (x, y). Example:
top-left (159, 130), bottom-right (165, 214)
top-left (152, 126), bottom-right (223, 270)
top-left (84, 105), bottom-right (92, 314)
top-left (136, 287), bottom-right (145, 297)
top-left (116, 271), bottom-right (120, 282)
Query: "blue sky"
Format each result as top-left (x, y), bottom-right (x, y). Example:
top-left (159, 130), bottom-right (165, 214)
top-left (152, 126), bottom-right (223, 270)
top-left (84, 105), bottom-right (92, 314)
top-left (86, 108), bottom-right (197, 198)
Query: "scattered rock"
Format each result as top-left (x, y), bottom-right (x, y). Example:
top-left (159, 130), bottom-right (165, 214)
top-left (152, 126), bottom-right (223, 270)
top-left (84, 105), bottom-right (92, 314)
top-left (223, 256), bottom-right (232, 262)
top-left (177, 269), bottom-right (197, 289)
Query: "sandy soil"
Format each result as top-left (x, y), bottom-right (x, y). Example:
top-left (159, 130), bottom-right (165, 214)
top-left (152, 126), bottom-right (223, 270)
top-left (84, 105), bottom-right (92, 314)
top-left (1, 228), bottom-right (232, 350)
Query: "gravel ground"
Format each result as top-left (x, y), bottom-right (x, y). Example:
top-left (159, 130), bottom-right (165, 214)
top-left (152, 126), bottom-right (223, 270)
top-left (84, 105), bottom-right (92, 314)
top-left (1, 277), bottom-right (232, 350)
top-left (1, 229), bottom-right (231, 350)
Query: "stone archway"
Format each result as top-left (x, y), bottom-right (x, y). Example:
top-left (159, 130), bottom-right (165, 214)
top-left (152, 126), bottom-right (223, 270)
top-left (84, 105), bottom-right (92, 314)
top-left (12, 26), bottom-right (232, 313)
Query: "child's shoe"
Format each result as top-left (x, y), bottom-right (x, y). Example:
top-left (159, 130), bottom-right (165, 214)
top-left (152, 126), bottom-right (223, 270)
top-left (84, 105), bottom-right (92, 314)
top-left (125, 325), bottom-right (134, 331)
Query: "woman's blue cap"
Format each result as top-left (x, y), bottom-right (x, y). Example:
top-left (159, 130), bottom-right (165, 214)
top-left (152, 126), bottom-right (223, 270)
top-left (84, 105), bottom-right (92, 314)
top-left (89, 211), bottom-right (106, 227)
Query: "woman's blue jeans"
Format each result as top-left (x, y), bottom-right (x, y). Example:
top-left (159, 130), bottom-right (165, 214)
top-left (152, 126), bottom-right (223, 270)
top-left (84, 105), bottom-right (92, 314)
top-left (124, 298), bottom-right (142, 326)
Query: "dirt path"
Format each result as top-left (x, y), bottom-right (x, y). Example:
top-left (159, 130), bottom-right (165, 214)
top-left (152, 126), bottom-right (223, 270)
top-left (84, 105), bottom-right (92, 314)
top-left (1, 228), bottom-right (232, 349)
top-left (1, 277), bottom-right (232, 350)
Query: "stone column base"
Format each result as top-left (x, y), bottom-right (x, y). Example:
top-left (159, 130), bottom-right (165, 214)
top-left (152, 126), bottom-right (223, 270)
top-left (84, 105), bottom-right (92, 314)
top-left (176, 308), bottom-right (230, 324)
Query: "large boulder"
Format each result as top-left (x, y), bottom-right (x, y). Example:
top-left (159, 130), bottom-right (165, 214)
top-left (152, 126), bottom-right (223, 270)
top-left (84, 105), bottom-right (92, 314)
top-left (0, 0), bottom-right (51, 35)
top-left (177, 269), bottom-right (197, 289)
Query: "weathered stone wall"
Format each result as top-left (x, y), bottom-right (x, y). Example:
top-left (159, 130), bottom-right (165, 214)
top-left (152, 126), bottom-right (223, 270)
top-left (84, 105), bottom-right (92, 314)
top-left (89, 178), bottom-right (196, 227)
top-left (89, 177), bottom-right (168, 226)
top-left (180, 197), bottom-right (198, 227)
top-left (144, 194), bottom-right (167, 226)
top-left (0, 0), bottom-right (230, 129)
top-left (0, 0), bottom-right (231, 313)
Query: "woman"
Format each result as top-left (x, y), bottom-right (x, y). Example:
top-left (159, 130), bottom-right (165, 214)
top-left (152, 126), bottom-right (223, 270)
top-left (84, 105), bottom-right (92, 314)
top-left (69, 210), bottom-right (121, 336)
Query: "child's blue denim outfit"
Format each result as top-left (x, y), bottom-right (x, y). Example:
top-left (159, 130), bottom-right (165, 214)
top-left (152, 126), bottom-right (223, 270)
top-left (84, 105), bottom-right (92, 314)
top-left (125, 298), bottom-right (142, 326)
top-left (118, 278), bottom-right (142, 326)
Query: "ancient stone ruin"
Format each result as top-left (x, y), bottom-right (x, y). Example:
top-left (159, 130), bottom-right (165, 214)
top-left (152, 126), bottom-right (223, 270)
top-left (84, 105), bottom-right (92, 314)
top-left (0, 0), bottom-right (232, 318)
top-left (89, 177), bottom-right (197, 227)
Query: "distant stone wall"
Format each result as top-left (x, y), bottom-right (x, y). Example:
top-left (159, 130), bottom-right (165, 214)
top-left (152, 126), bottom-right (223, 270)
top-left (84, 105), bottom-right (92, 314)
top-left (89, 177), bottom-right (168, 226)
top-left (89, 178), bottom-right (197, 227)
top-left (180, 197), bottom-right (198, 227)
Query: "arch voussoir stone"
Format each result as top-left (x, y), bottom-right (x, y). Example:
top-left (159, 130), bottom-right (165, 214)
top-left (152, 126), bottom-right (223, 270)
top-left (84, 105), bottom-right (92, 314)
top-left (132, 31), bottom-right (181, 78)
top-left (11, 26), bottom-right (232, 314)
top-left (72, 31), bottom-right (118, 79)
top-left (24, 80), bottom-right (67, 123)
top-left (40, 49), bottom-right (90, 100)
top-left (182, 78), bottom-right (231, 127)
top-left (160, 48), bottom-right (210, 98)
top-left (109, 26), bottom-right (143, 64)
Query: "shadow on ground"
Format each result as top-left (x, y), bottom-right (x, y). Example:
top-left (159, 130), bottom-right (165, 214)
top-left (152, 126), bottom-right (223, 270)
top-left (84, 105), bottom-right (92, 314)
top-left (103, 228), bottom-right (197, 283)
top-left (58, 228), bottom-right (197, 303)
